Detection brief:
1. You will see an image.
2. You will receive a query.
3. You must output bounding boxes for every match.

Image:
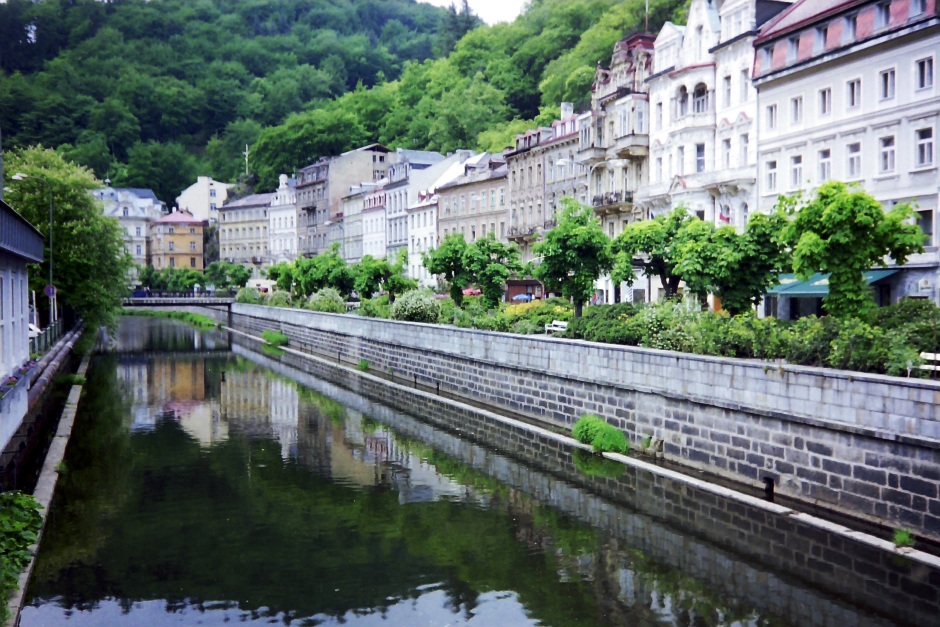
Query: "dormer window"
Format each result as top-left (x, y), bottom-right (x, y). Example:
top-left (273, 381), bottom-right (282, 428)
top-left (876, 1), bottom-right (891, 29)
top-left (787, 36), bottom-right (800, 62)
top-left (843, 14), bottom-right (857, 42)
top-left (815, 25), bottom-right (828, 53)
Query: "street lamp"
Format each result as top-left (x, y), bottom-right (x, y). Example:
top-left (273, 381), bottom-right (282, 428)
top-left (12, 173), bottom-right (55, 326)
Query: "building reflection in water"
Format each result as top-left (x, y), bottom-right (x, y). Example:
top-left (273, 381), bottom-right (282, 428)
top-left (118, 353), bottom-right (469, 505)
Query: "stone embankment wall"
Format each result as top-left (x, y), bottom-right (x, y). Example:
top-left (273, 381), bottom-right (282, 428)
top-left (123, 304), bottom-right (230, 325)
top-left (229, 303), bottom-right (940, 540)
top-left (235, 335), bottom-right (940, 627)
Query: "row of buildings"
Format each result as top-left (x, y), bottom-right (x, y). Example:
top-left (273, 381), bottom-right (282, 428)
top-left (103, 0), bottom-right (938, 309)
top-left (210, 0), bottom-right (939, 308)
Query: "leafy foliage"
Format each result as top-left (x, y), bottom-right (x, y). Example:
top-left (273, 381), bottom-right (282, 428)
top-left (235, 286), bottom-right (262, 304)
top-left (305, 288), bottom-right (346, 313)
top-left (571, 414), bottom-right (629, 454)
top-left (781, 182), bottom-right (925, 319)
top-left (611, 206), bottom-right (693, 300)
top-left (6, 146), bottom-right (134, 329)
top-left (423, 233), bottom-right (472, 305)
top-left (533, 198), bottom-right (612, 317)
top-left (390, 289), bottom-right (441, 323)
top-left (0, 490), bottom-right (43, 623)
top-left (261, 330), bottom-right (288, 347)
top-left (464, 234), bottom-right (522, 309)
top-left (264, 290), bottom-right (293, 308)
top-left (203, 261), bottom-right (252, 290)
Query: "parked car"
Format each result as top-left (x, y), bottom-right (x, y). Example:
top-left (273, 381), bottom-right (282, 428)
top-left (462, 288), bottom-right (482, 296)
top-left (511, 293), bottom-right (534, 302)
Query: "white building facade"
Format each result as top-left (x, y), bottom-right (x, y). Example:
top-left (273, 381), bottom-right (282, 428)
top-left (92, 185), bottom-right (166, 282)
top-left (268, 174), bottom-right (298, 265)
top-left (753, 0), bottom-right (939, 306)
top-left (176, 176), bottom-right (233, 224)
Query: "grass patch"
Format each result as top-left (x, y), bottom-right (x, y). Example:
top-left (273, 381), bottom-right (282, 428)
top-left (54, 374), bottom-right (86, 387)
top-left (893, 528), bottom-right (916, 548)
top-left (260, 344), bottom-right (285, 358)
top-left (123, 309), bottom-right (219, 329)
top-left (572, 414), bottom-right (629, 454)
top-left (261, 330), bottom-right (288, 347)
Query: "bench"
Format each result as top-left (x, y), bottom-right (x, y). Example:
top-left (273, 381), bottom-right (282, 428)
top-left (545, 320), bottom-right (568, 334)
top-left (921, 352), bottom-right (940, 372)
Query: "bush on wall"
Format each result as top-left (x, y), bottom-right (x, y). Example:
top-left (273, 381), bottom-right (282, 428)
top-left (390, 289), bottom-right (441, 323)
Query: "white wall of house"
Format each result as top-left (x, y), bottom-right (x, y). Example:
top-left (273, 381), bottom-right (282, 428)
top-left (268, 175), bottom-right (298, 264)
top-left (176, 176), bottom-right (232, 224)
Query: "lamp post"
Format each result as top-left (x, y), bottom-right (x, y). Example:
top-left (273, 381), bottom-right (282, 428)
top-left (12, 173), bottom-right (54, 326)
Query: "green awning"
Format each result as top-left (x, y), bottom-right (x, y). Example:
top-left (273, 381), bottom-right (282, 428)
top-left (767, 269), bottom-right (899, 298)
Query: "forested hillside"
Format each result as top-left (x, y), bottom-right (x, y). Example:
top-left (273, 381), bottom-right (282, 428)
top-left (1, 0), bottom-right (688, 201)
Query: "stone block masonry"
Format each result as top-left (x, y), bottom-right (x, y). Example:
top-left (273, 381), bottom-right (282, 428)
top-left (230, 303), bottom-right (940, 541)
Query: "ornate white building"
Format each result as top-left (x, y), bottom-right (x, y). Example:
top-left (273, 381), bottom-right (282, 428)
top-left (268, 174), bottom-right (298, 265)
top-left (754, 0), bottom-right (939, 307)
top-left (92, 184), bottom-right (166, 282)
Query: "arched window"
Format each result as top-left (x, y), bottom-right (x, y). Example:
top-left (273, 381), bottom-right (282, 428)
top-left (677, 86), bottom-right (689, 117)
top-left (693, 83), bottom-right (708, 113)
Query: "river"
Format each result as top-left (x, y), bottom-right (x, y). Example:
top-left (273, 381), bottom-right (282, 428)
top-left (19, 316), bottom-right (940, 626)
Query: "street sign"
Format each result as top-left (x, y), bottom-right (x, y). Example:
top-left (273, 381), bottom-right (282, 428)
top-left (44, 284), bottom-right (56, 298)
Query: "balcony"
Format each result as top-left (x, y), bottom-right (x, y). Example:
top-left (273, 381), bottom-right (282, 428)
top-left (508, 225), bottom-right (538, 243)
top-left (591, 192), bottom-right (634, 217)
top-left (576, 143), bottom-right (606, 166)
top-left (611, 133), bottom-right (649, 159)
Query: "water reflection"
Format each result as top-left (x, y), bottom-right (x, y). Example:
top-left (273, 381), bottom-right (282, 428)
top-left (20, 317), bottom-right (937, 627)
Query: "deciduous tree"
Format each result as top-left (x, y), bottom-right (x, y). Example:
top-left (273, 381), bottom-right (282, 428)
top-left (533, 198), bottom-right (612, 317)
top-left (423, 233), bottom-right (472, 305)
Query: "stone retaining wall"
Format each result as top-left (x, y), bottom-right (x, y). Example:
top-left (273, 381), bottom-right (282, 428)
top-left (233, 335), bottom-right (940, 627)
top-left (229, 303), bottom-right (940, 540)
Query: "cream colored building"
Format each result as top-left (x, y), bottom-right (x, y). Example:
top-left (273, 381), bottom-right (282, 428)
top-left (176, 176), bottom-right (233, 224)
top-left (219, 192), bottom-right (274, 275)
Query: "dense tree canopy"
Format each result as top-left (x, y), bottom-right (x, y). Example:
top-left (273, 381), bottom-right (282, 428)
top-left (5, 146), bottom-right (134, 329)
top-left (1, 0), bottom-right (686, 201)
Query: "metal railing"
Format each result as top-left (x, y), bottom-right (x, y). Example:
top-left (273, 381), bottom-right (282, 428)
top-left (29, 319), bottom-right (64, 356)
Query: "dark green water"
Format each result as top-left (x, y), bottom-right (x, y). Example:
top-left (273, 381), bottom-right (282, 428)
top-left (19, 317), bottom-right (938, 626)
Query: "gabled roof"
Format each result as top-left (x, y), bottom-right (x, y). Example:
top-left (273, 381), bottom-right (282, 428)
top-left (221, 193), bottom-right (275, 209)
top-left (756, 0), bottom-right (855, 43)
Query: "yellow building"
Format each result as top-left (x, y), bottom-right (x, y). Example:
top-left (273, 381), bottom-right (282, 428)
top-left (152, 210), bottom-right (206, 271)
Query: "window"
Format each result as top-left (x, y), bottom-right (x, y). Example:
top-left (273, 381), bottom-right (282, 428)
top-left (818, 149), bottom-right (831, 182)
top-left (190, 240), bottom-right (197, 251)
top-left (879, 136), bottom-right (895, 173)
top-left (677, 147), bottom-right (685, 175)
top-left (844, 14), bottom-right (857, 42)
top-left (917, 128), bottom-right (934, 166)
top-left (819, 87), bottom-right (831, 115)
top-left (189, 227), bottom-right (196, 234)
top-left (210, 188), bottom-right (216, 197)
top-left (693, 84), bottom-right (708, 113)
top-left (135, 226), bottom-right (141, 236)
top-left (169, 258), bottom-right (176, 268)
top-left (169, 241), bottom-right (175, 251)
top-left (695, 143), bottom-right (706, 173)
top-left (880, 69), bottom-right (895, 99)
top-left (740, 69), bottom-right (749, 101)
top-left (761, 46), bottom-right (773, 68)
top-left (911, 0), bottom-right (926, 16)
top-left (655, 102), bottom-right (663, 129)
top-left (168, 227), bottom-right (175, 234)
top-left (875, 2), bottom-right (891, 29)
top-left (122, 207), bottom-right (128, 217)
top-left (722, 138), bottom-right (731, 168)
top-left (787, 36), bottom-right (800, 62)
top-left (677, 86), bottom-right (689, 117)
top-left (740, 134), bottom-right (749, 165)
top-left (723, 75), bottom-right (731, 107)
top-left (847, 79), bottom-right (861, 108)
top-left (791, 155), bottom-right (803, 188)
top-left (791, 96), bottom-right (803, 123)
top-left (847, 142), bottom-right (861, 178)
top-left (210, 203), bottom-right (217, 210)
top-left (656, 157), bottom-right (663, 182)
top-left (766, 160), bottom-right (777, 191)
top-left (136, 245), bottom-right (142, 255)
top-left (190, 258), bottom-right (196, 268)
top-left (766, 104), bottom-right (777, 130)
top-left (918, 209), bottom-right (934, 244)
top-left (815, 25), bottom-right (829, 53)
top-left (916, 57), bottom-right (934, 89)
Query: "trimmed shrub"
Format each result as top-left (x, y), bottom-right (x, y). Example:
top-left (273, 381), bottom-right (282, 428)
top-left (264, 290), bottom-right (292, 308)
top-left (235, 286), bottom-right (262, 304)
top-left (783, 315), bottom-right (841, 367)
top-left (572, 414), bottom-right (629, 454)
top-left (305, 288), bottom-right (346, 313)
top-left (357, 295), bottom-right (390, 318)
top-left (390, 289), bottom-right (441, 323)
